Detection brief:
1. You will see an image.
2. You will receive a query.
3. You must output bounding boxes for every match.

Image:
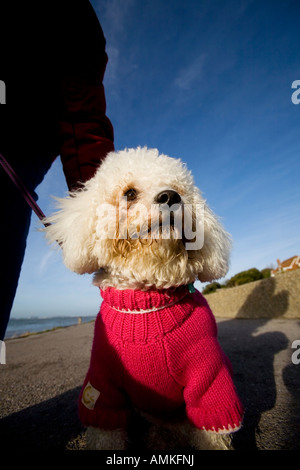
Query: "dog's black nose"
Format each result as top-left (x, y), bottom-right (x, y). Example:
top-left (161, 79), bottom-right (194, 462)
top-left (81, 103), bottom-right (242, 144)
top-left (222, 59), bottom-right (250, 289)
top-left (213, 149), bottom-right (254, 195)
top-left (155, 190), bottom-right (181, 207)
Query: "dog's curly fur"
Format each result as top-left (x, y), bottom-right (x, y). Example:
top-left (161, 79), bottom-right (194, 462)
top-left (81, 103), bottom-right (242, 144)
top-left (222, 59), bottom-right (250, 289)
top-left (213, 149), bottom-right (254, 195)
top-left (44, 147), bottom-right (234, 450)
top-left (45, 147), bottom-right (231, 289)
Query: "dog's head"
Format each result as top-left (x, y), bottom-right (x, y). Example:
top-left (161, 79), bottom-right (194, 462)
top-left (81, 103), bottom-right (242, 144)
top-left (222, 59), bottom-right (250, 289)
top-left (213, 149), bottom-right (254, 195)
top-left (45, 147), bottom-right (231, 289)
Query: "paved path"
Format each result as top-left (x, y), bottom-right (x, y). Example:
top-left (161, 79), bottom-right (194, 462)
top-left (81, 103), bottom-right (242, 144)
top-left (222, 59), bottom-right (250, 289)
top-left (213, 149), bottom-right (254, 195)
top-left (0, 318), bottom-right (299, 450)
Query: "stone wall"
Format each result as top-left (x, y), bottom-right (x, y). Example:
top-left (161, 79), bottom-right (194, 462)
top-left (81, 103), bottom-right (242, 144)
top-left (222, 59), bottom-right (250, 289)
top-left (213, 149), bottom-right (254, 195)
top-left (203, 268), bottom-right (300, 319)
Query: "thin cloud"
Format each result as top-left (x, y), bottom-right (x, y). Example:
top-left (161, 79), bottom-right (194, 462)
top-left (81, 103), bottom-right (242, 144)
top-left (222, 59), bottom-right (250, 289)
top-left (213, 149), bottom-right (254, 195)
top-left (38, 251), bottom-right (55, 275)
top-left (174, 54), bottom-right (206, 91)
top-left (92, 0), bottom-right (135, 46)
top-left (92, 0), bottom-right (135, 89)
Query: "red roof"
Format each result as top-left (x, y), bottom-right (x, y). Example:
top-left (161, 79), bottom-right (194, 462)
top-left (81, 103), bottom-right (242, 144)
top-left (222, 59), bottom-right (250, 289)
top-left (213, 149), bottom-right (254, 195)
top-left (271, 255), bottom-right (300, 275)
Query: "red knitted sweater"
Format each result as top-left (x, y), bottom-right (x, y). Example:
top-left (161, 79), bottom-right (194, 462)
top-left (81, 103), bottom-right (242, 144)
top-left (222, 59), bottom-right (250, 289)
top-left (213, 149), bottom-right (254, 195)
top-left (79, 285), bottom-right (243, 433)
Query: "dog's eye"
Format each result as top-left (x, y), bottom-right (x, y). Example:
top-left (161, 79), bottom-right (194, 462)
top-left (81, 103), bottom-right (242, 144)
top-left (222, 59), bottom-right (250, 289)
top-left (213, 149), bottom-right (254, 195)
top-left (124, 188), bottom-right (138, 201)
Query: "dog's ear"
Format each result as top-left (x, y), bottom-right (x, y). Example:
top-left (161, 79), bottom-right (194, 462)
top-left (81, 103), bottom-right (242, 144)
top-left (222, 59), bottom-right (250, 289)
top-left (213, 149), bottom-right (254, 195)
top-left (197, 204), bottom-right (232, 282)
top-left (43, 188), bottom-right (100, 274)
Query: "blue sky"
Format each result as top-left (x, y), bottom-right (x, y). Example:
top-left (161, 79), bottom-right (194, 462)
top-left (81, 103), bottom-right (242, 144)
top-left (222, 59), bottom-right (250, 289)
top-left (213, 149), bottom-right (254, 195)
top-left (10, 0), bottom-right (300, 318)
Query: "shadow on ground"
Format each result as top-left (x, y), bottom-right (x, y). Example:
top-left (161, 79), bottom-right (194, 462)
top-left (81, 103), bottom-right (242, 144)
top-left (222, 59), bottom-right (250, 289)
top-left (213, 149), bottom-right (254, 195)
top-left (217, 278), bottom-right (300, 450)
top-left (0, 387), bottom-right (85, 450)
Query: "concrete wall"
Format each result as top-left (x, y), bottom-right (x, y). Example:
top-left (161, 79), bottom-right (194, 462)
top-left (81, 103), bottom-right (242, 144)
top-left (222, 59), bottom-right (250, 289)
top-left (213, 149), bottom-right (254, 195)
top-left (203, 268), bottom-right (300, 319)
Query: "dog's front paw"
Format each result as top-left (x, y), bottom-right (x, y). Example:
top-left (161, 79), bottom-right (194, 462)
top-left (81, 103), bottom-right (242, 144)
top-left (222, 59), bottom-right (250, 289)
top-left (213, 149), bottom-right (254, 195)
top-left (191, 429), bottom-right (233, 450)
top-left (86, 427), bottom-right (128, 450)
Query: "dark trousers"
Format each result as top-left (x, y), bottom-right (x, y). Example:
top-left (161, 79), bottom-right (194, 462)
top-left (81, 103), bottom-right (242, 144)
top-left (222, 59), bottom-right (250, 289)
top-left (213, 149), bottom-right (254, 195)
top-left (0, 156), bottom-right (53, 340)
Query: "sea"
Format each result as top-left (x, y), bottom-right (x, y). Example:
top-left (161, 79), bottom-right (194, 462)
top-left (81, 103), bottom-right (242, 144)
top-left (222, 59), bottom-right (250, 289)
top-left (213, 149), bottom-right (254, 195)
top-left (5, 316), bottom-right (96, 339)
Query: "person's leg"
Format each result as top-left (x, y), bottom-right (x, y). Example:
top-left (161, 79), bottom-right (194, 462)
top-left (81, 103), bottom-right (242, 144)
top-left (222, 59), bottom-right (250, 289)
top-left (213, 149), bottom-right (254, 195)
top-left (0, 155), bottom-right (53, 340)
top-left (0, 166), bottom-right (32, 340)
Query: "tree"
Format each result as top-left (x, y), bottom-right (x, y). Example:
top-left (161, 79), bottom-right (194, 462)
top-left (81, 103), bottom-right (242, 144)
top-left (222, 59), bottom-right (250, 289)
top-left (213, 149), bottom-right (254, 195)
top-left (202, 282), bottom-right (222, 295)
top-left (202, 267), bottom-right (272, 294)
top-left (261, 268), bottom-right (271, 279)
top-left (225, 268), bottom-right (263, 287)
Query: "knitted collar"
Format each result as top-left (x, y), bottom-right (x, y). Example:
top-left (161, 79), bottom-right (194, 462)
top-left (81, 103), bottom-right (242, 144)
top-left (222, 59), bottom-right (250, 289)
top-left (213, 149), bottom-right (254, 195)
top-left (101, 285), bottom-right (193, 314)
top-left (99, 284), bottom-right (199, 342)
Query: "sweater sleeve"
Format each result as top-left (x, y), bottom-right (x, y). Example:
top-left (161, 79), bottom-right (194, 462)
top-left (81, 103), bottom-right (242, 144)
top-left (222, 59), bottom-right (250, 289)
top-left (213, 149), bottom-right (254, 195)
top-left (183, 337), bottom-right (243, 433)
top-left (78, 313), bottom-right (131, 430)
top-left (165, 294), bottom-right (243, 433)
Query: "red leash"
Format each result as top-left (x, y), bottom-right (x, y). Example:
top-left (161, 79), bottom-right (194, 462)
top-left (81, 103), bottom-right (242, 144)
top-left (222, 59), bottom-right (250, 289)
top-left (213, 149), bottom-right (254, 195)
top-left (0, 152), bottom-right (49, 227)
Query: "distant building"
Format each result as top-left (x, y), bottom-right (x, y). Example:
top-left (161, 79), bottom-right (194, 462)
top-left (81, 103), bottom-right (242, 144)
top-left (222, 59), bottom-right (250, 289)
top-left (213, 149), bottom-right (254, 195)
top-left (271, 255), bottom-right (300, 276)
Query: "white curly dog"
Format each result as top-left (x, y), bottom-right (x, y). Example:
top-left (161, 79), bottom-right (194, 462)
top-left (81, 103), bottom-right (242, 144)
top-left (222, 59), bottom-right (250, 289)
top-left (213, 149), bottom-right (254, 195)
top-left (45, 147), bottom-right (243, 450)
